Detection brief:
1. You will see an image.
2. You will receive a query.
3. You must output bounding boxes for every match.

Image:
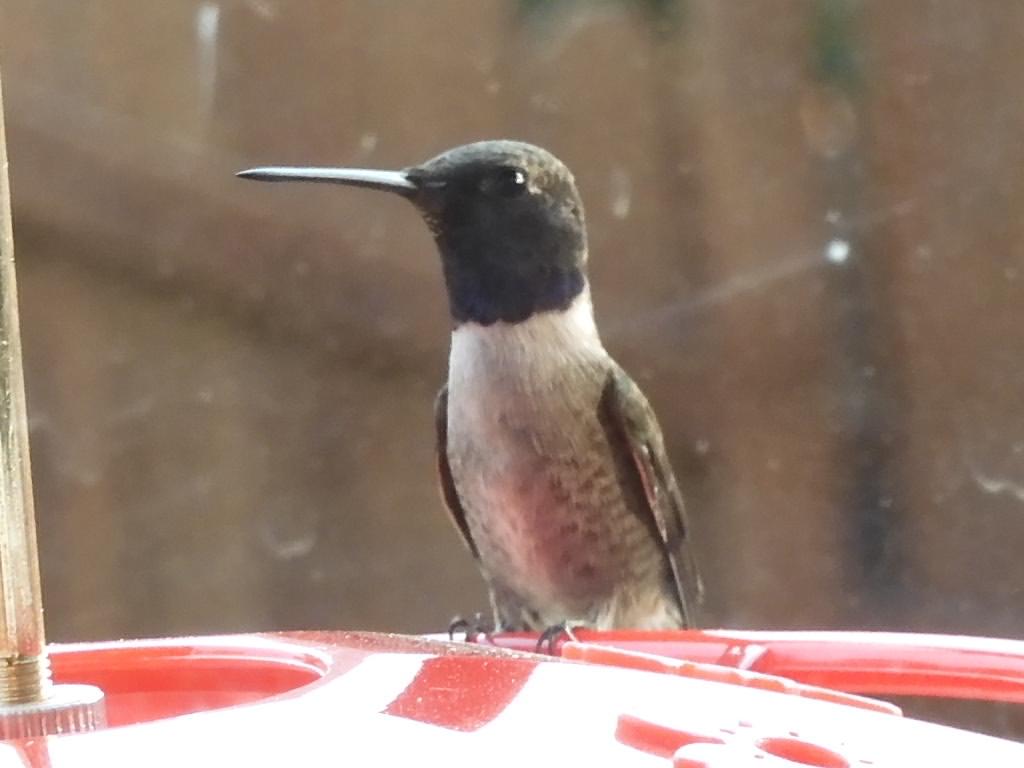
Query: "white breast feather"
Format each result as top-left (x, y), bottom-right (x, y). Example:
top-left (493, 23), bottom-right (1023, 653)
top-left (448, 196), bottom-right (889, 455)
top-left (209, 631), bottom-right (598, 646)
top-left (448, 290), bottom-right (607, 391)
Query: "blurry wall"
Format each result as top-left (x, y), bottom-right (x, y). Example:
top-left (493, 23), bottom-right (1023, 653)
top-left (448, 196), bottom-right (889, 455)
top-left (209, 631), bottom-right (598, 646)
top-left (0, 1), bottom-right (1022, 645)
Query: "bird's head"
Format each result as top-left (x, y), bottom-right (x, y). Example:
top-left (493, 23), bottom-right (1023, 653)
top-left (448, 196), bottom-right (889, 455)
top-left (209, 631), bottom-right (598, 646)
top-left (239, 140), bottom-right (588, 326)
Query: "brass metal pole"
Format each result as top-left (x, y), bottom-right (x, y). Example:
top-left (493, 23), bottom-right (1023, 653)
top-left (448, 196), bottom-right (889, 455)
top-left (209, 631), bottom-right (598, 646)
top-left (0, 70), bottom-right (50, 708)
top-left (0, 67), bottom-right (105, 738)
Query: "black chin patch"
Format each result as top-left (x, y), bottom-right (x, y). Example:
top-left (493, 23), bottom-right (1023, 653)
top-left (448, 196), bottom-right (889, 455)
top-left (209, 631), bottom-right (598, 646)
top-left (447, 266), bottom-right (585, 326)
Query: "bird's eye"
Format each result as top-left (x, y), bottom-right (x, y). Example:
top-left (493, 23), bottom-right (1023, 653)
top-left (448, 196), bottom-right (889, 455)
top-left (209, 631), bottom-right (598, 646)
top-left (478, 166), bottom-right (528, 197)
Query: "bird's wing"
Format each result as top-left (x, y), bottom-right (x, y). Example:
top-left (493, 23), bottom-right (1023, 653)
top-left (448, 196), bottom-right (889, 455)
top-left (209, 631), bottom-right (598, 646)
top-left (434, 385), bottom-right (479, 560)
top-left (600, 367), bottom-right (704, 626)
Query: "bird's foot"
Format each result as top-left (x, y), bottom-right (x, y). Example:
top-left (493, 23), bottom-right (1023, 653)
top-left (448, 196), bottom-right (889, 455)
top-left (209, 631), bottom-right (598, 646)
top-left (535, 622), bottom-right (582, 655)
top-left (447, 612), bottom-right (494, 643)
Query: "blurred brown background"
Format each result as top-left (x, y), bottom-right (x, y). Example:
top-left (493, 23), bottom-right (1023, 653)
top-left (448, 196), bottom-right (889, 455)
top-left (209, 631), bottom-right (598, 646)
top-left (0, 0), bottom-right (1022, 648)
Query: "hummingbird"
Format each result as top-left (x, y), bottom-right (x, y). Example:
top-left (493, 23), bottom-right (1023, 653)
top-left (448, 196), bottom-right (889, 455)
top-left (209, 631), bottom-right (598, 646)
top-left (238, 141), bottom-right (702, 631)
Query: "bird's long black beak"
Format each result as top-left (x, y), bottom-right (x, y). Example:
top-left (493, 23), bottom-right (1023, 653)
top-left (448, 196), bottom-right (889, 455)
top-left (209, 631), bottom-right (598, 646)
top-left (235, 166), bottom-right (418, 197)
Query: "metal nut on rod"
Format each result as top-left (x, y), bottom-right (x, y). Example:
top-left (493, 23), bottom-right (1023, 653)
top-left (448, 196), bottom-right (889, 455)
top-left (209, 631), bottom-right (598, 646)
top-left (0, 71), bottom-right (106, 737)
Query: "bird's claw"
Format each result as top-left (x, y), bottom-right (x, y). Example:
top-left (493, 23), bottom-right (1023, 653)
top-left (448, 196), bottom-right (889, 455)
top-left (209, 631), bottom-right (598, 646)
top-left (448, 612), bottom-right (493, 642)
top-left (535, 622), bottom-right (580, 655)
